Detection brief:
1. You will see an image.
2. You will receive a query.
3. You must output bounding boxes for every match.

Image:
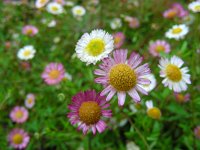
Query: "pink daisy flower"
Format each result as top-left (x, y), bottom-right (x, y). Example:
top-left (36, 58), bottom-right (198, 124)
top-left (22, 25), bottom-right (38, 36)
top-left (67, 90), bottom-right (112, 135)
top-left (10, 106), bottom-right (29, 124)
top-left (194, 126), bottom-right (200, 139)
top-left (174, 92), bottom-right (190, 103)
top-left (25, 93), bottom-right (35, 109)
top-left (94, 49), bottom-right (151, 106)
top-left (113, 32), bottom-right (125, 49)
top-left (125, 16), bottom-right (140, 29)
top-left (41, 63), bottom-right (65, 85)
top-left (54, 0), bottom-right (65, 5)
top-left (149, 40), bottom-right (171, 57)
top-left (8, 128), bottom-right (30, 149)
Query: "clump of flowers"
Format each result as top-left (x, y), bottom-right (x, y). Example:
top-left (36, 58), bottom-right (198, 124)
top-left (67, 90), bottom-right (112, 134)
top-left (94, 49), bottom-right (151, 106)
top-left (25, 93), bottom-right (35, 109)
top-left (41, 63), bottom-right (65, 85)
top-left (165, 24), bottom-right (189, 40)
top-left (72, 5), bottom-right (86, 18)
top-left (8, 128), bottom-right (30, 149)
top-left (163, 3), bottom-right (188, 19)
top-left (174, 93), bottom-right (190, 103)
top-left (17, 45), bottom-right (36, 60)
top-left (10, 106), bottom-right (29, 124)
top-left (145, 100), bottom-right (161, 119)
top-left (159, 56), bottom-right (191, 92)
top-left (149, 40), bottom-right (171, 57)
top-left (75, 29), bottom-right (114, 65)
top-left (188, 1), bottom-right (200, 13)
top-left (22, 25), bottom-right (38, 36)
top-left (46, 2), bottom-right (63, 15)
top-left (113, 32), bottom-right (125, 49)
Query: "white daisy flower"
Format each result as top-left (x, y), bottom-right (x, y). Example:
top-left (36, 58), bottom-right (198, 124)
top-left (75, 29), bottom-right (114, 65)
top-left (48, 20), bottom-right (56, 27)
top-left (17, 45), bottom-right (36, 60)
top-left (63, 72), bottom-right (72, 81)
top-left (140, 74), bottom-right (156, 92)
top-left (165, 24), bottom-right (189, 40)
top-left (145, 100), bottom-right (161, 119)
top-left (159, 56), bottom-right (191, 92)
top-left (35, 0), bottom-right (49, 8)
top-left (182, 14), bottom-right (195, 25)
top-left (110, 18), bottom-right (122, 30)
top-left (46, 2), bottom-right (63, 15)
top-left (25, 94), bottom-right (35, 109)
top-left (72, 5), bottom-right (86, 17)
top-left (188, 1), bottom-right (200, 13)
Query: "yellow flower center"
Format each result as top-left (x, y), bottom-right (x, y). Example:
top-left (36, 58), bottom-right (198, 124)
top-left (197, 128), bottom-right (200, 136)
top-left (147, 107), bottom-right (161, 119)
top-left (194, 5), bottom-right (200, 11)
top-left (172, 27), bottom-right (182, 34)
top-left (27, 98), bottom-right (33, 104)
top-left (49, 70), bottom-right (60, 79)
top-left (165, 64), bottom-right (182, 82)
top-left (85, 39), bottom-right (105, 56)
top-left (23, 50), bottom-right (31, 57)
top-left (176, 94), bottom-right (185, 103)
top-left (109, 64), bottom-right (137, 91)
top-left (26, 29), bottom-right (33, 35)
top-left (75, 9), bottom-right (83, 15)
top-left (51, 6), bottom-right (58, 11)
top-left (155, 45), bottom-right (165, 52)
top-left (15, 111), bottom-right (23, 119)
top-left (167, 10), bottom-right (177, 18)
top-left (12, 134), bottom-right (23, 144)
top-left (114, 37), bottom-right (121, 44)
top-left (78, 101), bottom-right (101, 125)
top-left (40, 0), bottom-right (47, 3)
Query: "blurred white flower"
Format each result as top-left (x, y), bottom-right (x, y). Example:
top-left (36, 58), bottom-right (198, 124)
top-left (48, 20), bottom-right (57, 27)
top-left (53, 37), bottom-right (61, 43)
top-left (110, 18), bottom-right (122, 30)
top-left (72, 5), bottom-right (86, 17)
top-left (35, 0), bottom-right (49, 8)
top-left (188, 1), bottom-right (200, 13)
top-left (126, 141), bottom-right (140, 150)
top-left (46, 2), bottom-right (63, 15)
top-left (17, 45), bottom-right (36, 60)
top-left (182, 14), bottom-right (195, 25)
top-left (65, 1), bottom-right (74, 6)
top-left (165, 24), bottom-right (189, 40)
top-left (63, 72), bottom-right (72, 81)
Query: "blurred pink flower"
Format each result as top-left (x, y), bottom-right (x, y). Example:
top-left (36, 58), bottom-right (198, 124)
top-left (163, 3), bottom-right (188, 19)
top-left (10, 106), bottom-right (29, 124)
top-left (41, 63), bottom-right (65, 85)
top-left (20, 61), bottom-right (31, 71)
top-left (25, 93), bottom-right (35, 109)
top-left (54, 0), bottom-right (65, 5)
top-left (149, 40), bottom-right (170, 57)
top-left (194, 126), bottom-right (200, 139)
top-left (125, 16), bottom-right (140, 28)
top-left (113, 32), bottom-right (125, 49)
top-left (174, 93), bottom-right (190, 103)
top-left (8, 128), bottom-right (30, 149)
top-left (67, 90), bottom-right (112, 135)
top-left (22, 25), bottom-right (38, 36)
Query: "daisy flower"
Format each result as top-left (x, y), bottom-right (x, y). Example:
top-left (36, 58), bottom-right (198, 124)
top-left (35, 0), bottom-right (49, 8)
top-left (194, 126), bottom-right (200, 139)
top-left (110, 18), bottom-right (122, 30)
top-left (10, 106), bottom-right (29, 124)
top-left (67, 90), bottom-right (112, 135)
top-left (145, 100), bottom-right (161, 119)
top-left (124, 16), bottom-right (140, 29)
top-left (174, 93), bottom-right (190, 103)
top-left (53, 0), bottom-right (65, 5)
top-left (63, 72), bottom-right (72, 81)
top-left (188, 1), bottom-right (200, 13)
top-left (171, 3), bottom-right (188, 17)
top-left (139, 74), bottom-right (156, 92)
top-left (25, 93), bottom-right (35, 109)
top-left (22, 25), bottom-right (38, 36)
top-left (165, 24), bottom-right (189, 40)
top-left (72, 5), bottom-right (86, 17)
top-left (113, 32), bottom-right (125, 49)
top-left (75, 29), bottom-right (114, 65)
top-left (17, 45), bottom-right (36, 60)
top-left (159, 56), bottom-right (191, 92)
top-left (8, 128), bottom-right (30, 149)
top-left (94, 49), bottom-right (151, 106)
top-left (41, 63), bottom-right (65, 85)
top-left (149, 40), bottom-right (171, 57)
top-left (182, 14), bottom-right (195, 25)
top-left (46, 2), bottom-right (63, 15)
